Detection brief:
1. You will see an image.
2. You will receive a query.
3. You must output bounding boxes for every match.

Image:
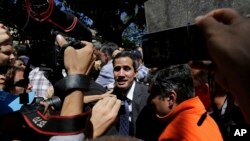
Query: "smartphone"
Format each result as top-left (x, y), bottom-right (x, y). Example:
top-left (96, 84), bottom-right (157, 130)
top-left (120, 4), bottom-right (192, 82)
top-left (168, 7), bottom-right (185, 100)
top-left (142, 24), bottom-right (210, 68)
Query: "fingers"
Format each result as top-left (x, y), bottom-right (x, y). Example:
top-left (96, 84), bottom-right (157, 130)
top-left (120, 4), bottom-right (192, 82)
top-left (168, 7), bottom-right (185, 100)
top-left (55, 34), bottom-right (68, 47)
top-left (80, 41), bottom-right (95, 52)
top-left (55, 34), bottom-right (95, 75)
top-left (104, 90), bottom-right (114, 95)
top-left (195, 8), bottom-right (244, 37)
top-left (195, 14), bottom-right (225, 39)
top-left (90, 96), bottom-right (121, 138)
top-left (39, 101), bottom-right (49, 114)
top-left (110, 99), bottom-right (121, 116)
top-left (106, 96), bottom-right (118, 109)
top-left (205, 8), bottom-right (243, 25)
top-left (94, 96), bottom-right (110, 108)
top-left (0, 24), bottom-right (8, 29)
top-left (100, 90), bottom-right (115, 100)
top-left (94, 96), bottom-right (120, 111)
top-left (55, 34), bottom-right (76, 62)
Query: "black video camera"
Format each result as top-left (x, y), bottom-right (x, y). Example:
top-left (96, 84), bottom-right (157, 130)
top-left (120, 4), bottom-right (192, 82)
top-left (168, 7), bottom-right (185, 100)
top-left (142, 24), bottom-right (210, 68)
top-left (18, 0), bottom-right (93, 84)
top-left (34, 96), bottom-right (62, 112)
top-left (19, 92), bottom-right (62, 113)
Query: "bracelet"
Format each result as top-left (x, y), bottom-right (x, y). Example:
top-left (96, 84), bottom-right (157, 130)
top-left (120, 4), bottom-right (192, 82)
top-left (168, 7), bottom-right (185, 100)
top-left (54, 74), bottom-right (90, 101)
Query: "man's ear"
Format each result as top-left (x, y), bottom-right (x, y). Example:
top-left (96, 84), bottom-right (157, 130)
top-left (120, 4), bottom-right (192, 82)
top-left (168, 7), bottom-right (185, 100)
top-left (168, 90), bottom-right (177, 106)
top-left (134, 69), bottom-right (138, 77)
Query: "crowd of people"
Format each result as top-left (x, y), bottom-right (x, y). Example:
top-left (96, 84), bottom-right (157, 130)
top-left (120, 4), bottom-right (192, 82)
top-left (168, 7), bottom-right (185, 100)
top-left (0, 7), bottom-right (250, 141)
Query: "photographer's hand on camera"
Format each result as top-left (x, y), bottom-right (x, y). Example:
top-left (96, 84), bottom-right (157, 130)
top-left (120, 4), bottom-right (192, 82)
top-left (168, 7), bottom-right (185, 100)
top-left (195, 8), bottom-right (250, 123)
top-left (56, 34), bottom-right (95, 75)
top-left (55, 34), bottom-right (95, 116)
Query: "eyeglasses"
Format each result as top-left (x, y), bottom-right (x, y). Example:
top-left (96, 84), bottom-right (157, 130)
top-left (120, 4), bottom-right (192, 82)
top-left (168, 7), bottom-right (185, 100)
top-left (14, 79), bottom-right (29, 88)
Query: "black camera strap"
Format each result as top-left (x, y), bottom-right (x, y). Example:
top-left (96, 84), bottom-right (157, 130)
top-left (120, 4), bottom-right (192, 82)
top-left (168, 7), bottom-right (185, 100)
top-left (20, 104), bottom-right (91, 136)
top-left (20, 74), bottom-right (91, 135)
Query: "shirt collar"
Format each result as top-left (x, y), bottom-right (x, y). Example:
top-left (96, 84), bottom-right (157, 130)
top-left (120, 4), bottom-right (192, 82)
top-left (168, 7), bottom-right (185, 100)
top-left (126, 81), bottom-right (136, 101)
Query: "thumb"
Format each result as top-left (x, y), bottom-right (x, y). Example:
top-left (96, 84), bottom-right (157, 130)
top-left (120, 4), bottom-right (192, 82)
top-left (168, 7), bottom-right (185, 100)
top-left (55, 34), bottom-right (68, 47)
top-left (105, 90), bottom-right (114, 94)
top-left (195, 14), bottom-right (221, 29)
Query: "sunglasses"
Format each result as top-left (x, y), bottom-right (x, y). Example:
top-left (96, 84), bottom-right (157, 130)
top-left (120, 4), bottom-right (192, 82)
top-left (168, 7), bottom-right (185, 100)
top-left (14, 79), bottom-right (30, 88)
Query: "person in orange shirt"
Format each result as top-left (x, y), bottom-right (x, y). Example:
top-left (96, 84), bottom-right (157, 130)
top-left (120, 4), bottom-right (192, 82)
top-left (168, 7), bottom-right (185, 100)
top-left (149, 64), bottom-right (223, 141)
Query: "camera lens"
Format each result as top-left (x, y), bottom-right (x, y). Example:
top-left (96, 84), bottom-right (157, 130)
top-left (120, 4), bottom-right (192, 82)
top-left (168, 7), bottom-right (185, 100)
top-left (35, 97), bottom-right (45, 104)
top-left (46, 96), bottom-right (61, 110)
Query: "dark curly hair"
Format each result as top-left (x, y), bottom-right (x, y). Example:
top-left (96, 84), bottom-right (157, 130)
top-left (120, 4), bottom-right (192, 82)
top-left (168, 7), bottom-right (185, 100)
top-left (149, 64), bottom-right (194, 104)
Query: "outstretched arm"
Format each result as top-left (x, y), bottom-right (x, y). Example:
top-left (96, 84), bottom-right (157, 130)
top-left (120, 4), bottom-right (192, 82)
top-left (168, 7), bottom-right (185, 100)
top-left (55, 34), bottom-right (95, 116)
top-left (195, 8), bottom-right (250, 123)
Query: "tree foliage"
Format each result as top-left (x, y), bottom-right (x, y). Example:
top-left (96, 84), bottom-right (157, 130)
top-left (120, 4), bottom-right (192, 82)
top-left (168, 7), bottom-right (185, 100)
top-left (63, 0), bottom-right (147, 45)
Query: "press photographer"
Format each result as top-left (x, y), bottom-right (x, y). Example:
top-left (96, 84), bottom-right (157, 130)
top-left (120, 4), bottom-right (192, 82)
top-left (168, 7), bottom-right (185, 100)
top-left (1, 0), bottom-right (104, 139)
top-left (0, 22), bottom-right (92, 139)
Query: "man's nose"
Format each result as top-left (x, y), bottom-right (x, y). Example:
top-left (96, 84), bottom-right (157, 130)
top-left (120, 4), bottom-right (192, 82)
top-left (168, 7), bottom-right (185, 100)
top-left (9, 53), bottom-right (15, 63)
top-left (118, 69), bottom-right (125, 76)
top-left (9, 53), bottom-right (15, 60)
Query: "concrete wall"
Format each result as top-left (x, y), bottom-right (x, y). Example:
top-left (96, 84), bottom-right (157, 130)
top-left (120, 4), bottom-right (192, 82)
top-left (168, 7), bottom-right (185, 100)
top-left (144, 0), bottom-right (250, 33)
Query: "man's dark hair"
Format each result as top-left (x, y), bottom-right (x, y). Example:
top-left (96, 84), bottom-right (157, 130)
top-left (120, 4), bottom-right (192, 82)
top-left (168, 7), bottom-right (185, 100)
top-left (192, 70), bottom-right (209, 85)
top-left (150, 64), bottom-right (194, 104)
top-left (100, 42), bottom-right (119, 57)
top-left (14, 44), bottom-right (30, 57)
top-left (112, 51), bottom-right (139, 71)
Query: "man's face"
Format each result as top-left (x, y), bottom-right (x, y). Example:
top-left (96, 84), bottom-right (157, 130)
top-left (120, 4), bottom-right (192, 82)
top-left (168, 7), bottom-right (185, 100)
top-left (100, 52), bottom-right (108, 64)
top-left (113, 57), bottom-right (137, 90)
top-left (12, 70), bottom-right (32, 95)
top-left (93, 47), bottom-right (102, 60)
top-left (0, 45), bottom-right (15, 66)
top-left (14, 59), bottom-right (25, 69)
top-left (151, 95), bottom-right (171, 117)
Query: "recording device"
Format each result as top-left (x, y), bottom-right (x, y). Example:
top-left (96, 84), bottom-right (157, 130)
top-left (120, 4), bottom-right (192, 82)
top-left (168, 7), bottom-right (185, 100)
top-left (20, 94), bottom-right (90, 136)
top-left (2, 0), bottom-right (93, 84)
top-left (35, 96), bottom-right (62, 111)
top-left (50, 30), bottom-right (86, 76)
top-left (19, 93), bottom-right (61, 112)
top-left (142, 24), bottom-right (210, 68)
top-left (25, 0), bottom-right (92, 41)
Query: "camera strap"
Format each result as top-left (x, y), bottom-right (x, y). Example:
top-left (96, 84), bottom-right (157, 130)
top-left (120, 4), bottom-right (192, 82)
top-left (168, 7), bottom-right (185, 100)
top-left (20, 104), bottom-right (91, 136)
top-left (25, 0), bottom-right (54, 22)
